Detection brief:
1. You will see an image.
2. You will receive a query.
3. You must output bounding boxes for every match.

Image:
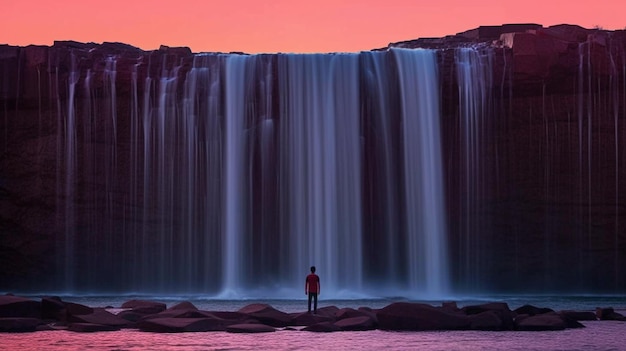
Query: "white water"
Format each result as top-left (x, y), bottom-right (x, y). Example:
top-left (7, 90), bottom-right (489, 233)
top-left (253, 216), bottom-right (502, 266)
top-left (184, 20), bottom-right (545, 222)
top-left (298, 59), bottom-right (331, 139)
top-left (454, 47), bottom-right (493, 291)
top-left (278, 53), bottom-right (363, 294)
top-left (393, 48), bottom-right (449, 296)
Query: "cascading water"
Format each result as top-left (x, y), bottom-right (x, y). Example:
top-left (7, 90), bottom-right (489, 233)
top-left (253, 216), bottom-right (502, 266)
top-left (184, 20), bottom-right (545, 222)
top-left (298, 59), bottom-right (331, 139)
top-left (47, 47), bottom-right (487, 298)
top-left (393, 48), bottom-right (449, 296)
top-left (278, 53), bottom-right (363, 296)
top-left (454, 47), bottom-right (494, 292)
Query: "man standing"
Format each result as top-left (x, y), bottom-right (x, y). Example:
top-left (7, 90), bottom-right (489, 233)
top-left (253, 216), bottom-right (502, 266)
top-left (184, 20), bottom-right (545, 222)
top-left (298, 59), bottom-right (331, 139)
top-left (305, 266), bottom-right (320, 313)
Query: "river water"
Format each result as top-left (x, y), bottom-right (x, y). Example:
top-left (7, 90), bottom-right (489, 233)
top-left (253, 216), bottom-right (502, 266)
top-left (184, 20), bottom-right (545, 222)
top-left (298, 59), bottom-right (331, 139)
top-left (1, 295), bottom-right (625, 351)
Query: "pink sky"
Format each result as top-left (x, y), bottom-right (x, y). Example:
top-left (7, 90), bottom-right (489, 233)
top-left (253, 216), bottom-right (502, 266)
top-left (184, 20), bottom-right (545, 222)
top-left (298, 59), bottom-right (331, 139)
top-left (2, 0), bottom-right (624, 53)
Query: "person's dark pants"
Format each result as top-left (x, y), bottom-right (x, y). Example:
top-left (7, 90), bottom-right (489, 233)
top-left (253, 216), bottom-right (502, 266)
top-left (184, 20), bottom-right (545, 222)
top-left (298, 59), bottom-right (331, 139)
top-left (308, 293), bottom-right (318, 313)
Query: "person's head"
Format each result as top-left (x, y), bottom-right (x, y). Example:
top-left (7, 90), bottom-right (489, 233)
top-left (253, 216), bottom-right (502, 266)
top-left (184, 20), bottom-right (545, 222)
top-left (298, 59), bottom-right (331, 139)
top-left (310, 266), bottom-right (316, 273)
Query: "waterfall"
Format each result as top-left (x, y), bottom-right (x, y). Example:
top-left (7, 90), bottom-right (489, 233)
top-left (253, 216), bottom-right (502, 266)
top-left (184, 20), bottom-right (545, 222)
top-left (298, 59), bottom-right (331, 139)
top-left (278, 53), bottom-right (363, 295)
top-left (52, 48), bottom-right (455, 298)
top-left (223, 55), bottom-right (249, 294)
top-left (393, 48), bottom-right (449, 296)
top-left (454, 47), bottom-right (494, 292)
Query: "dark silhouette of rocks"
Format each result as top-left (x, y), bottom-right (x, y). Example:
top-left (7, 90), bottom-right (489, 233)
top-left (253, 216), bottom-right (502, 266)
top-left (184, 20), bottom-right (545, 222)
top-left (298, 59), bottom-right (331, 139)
top-left (0, 294), bottom-right (623, 333)
top-left (596, 307), bottom-right (626, 321)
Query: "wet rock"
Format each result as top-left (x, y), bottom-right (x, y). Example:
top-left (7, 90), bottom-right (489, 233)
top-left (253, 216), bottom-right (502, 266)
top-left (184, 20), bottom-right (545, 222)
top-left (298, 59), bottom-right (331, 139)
top-left (515, 312), bottom-right (567, 331)
top-left (121, 300), bottom-right (167, 315)
top-left (64, 302), bottom-right (93, 316)
top-left (168, 301), bottom-right (198, 311)
top-left (462, 302), bottom-right (514, 330)
top-left (208, 311), bottom-right (249, 321)
top-left (559, 310), bottom-right (597, 321)
top-left (469, 311), bottom-right (505, 331)
top-left (289, 311), bottom-right (334, 326)
top-left (315, 305), bottom-right (340, 318)
top-left (41, 296), bottom-right (65, 320)
top-left (138, 317), bottom-right (230, 332)
top-left (117, 310), bottom-right (144, 323)
top-left (68, 307), bottom-right (131, 327)
top-left (137, 301), bottom-right (208, 321)
top-left (68, 322), bottom-right (120, 332)
top-left (0, 295), bottom-right (41, 318)
top-left (559, 314), bottom-right (586, 329)
top-left (596, 307), bottom-right (626, 321)
top-left (377, 302), bottom-right (470, 331)
top-left (334, 316), bottom-right (377, 331)
top-left (237, 304), bottom-right (291, 327)
top-left (302, 321), bottom-right (342, 332)
top-left (514, 304), bottom-right (555, 316)
top-left (0, 317), bottom-right (41, 332)
top-left (226, 323), bottom-right (276, 333)
top-left (335, 307), bottom-right (370, 320)
top-left (356, 307), bottom-right (379, 322)
top-left (139, 307), bottom-right (209, 321)
top-left (441, 301), bottom-right (460, 312)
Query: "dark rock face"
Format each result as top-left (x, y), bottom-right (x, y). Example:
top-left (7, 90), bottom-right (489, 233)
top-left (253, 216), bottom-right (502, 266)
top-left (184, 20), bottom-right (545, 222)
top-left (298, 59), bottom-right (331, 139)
top-left (1, 24), bottom-right (625, 294)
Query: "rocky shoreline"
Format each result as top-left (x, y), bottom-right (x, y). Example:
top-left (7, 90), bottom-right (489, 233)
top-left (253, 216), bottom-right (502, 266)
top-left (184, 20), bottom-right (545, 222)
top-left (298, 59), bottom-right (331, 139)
top-left (1, 294), bottom-right (624, 333)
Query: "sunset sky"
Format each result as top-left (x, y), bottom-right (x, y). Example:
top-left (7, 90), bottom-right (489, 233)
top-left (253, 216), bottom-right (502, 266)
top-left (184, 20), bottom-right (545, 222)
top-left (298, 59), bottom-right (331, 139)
top-left (2, 0), bottom-right (624, 53)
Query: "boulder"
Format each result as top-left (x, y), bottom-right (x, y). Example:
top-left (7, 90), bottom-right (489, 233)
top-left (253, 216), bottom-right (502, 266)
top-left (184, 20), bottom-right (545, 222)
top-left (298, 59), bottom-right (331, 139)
top-left (334, 316), bottom-right (377, 331)
top-left (335, 307), bottom-right (370, 320)
top-left (138, 303), bottom-right (217, 321)
top-left (441, 301), bottom-right (460, 312)
top-left (117, 310), bottom-right (144, 323)
top-left (356, 307), bottom-right (379, 322)
top-left (290, 311), bottom-right (334, 326)
top-left (559, 314), bottom-right (586, 329)
top-left (168, 301), bottom-right (198, 311)
top-left (596, 307), bottom-right (626, 321)
top-left (237, 304), bottom-right (291, 327)
top-left (226, 323), bottom-right (276, 333)
top-left (138, 317), bottom-right (229, 332)
top-left (68, 307), bottom-right (130, 327)
top-left (209, 311), bottom-right (249, 321)
top-left (121, 300), bottom-right (167, 315)
top-left (302, 321), bottom-right (342, 332)
top-left (514, 304), bottom-right (554, 316)
top-left (0, 317), bottom-right (41, 332)
top-left (64, 302), bottom-right (93, 316)
top-left (67, 323), bottom-right (120, 332)
top-left (559, 310), bottom-right (597, 321)
top-left (462, 302), bottom-right (514, 330)
top-left (469, 311), bottom-right (505, 331)
top-left (315, 305), bottom-right (340, 318)
top-left (377, 302), bottom-right (470, 331)
top-left (515, 313), bottom-right (567, 331)
top-left (41, 296), bottom-right (65, 320)
top-left (0, 295), bottom-right (41, 318)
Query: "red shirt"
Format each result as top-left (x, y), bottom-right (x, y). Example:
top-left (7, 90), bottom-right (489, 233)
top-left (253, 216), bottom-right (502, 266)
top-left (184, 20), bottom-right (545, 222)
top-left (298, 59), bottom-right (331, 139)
top-left (305, 273), bottom-right (320, 294)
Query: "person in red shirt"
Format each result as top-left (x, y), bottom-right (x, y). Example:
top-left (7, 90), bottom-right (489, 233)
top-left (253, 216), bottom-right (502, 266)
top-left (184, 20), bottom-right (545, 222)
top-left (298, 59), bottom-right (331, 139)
top-left (305, 266), bottom-right (320, 313)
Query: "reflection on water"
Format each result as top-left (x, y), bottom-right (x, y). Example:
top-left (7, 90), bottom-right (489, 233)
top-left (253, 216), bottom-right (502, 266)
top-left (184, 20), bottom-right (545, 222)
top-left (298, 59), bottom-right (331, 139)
top-left (2, 323), bottom-right (625, 351)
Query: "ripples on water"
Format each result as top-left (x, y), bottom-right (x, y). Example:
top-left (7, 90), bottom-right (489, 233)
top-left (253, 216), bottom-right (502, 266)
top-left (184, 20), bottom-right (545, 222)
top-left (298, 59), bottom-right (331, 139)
top-left (3, 323), bottom-right (625, 351)
top-left (1, 296), bottom-right (625, 351)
